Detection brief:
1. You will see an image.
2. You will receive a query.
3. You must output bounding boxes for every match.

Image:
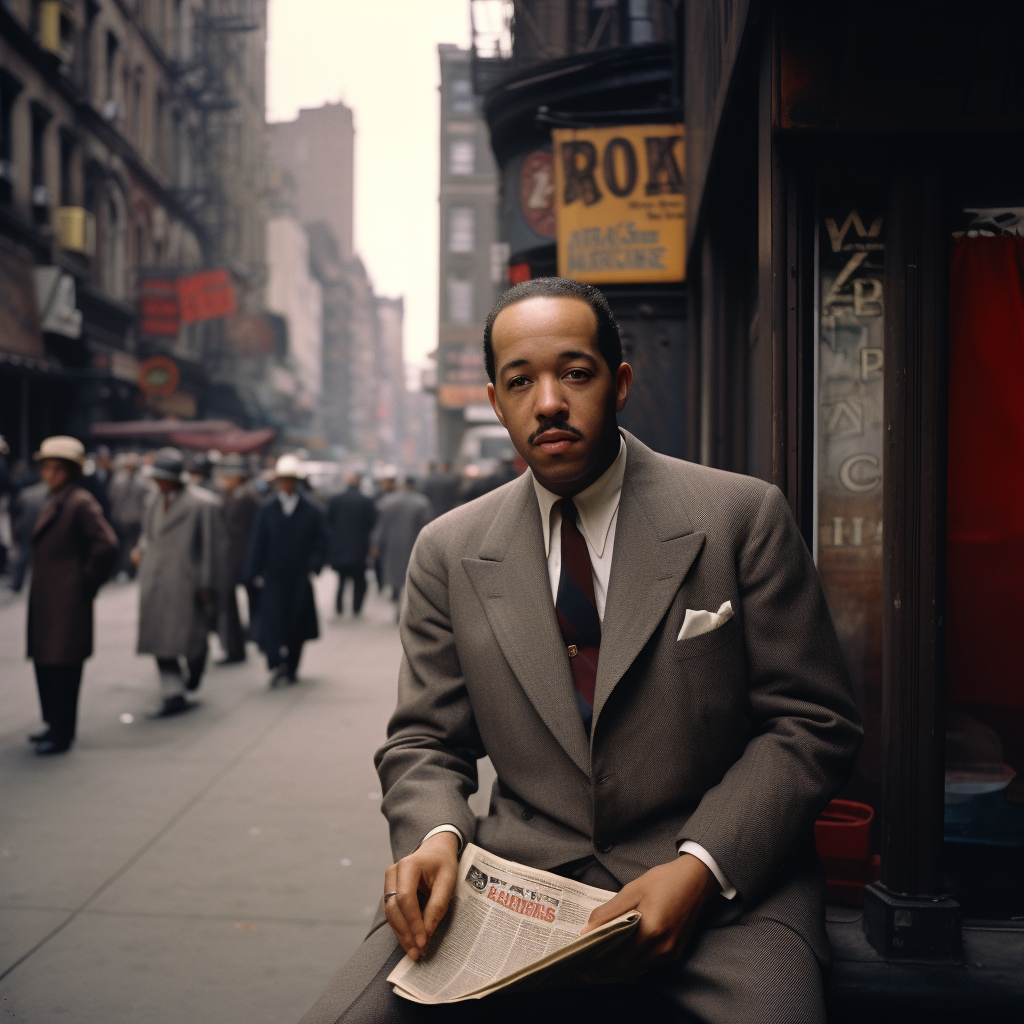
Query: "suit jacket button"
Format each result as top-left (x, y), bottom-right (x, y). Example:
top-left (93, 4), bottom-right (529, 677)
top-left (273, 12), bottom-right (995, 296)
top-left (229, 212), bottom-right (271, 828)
top-left (598, 841), bottom-right (615, 854)
top-left (522, 809), bottom-right (533, 820)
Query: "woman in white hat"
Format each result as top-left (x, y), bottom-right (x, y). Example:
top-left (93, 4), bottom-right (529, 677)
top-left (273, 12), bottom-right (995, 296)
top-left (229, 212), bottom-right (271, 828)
top-left (26, 436), bottom-right (118, 754)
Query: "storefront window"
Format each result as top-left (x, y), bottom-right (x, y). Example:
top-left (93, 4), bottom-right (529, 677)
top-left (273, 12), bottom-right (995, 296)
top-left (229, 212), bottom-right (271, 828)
top-left (944, 212), bottom-right (1024, 919)
top-left (815, 168), bottom-right (886, 833)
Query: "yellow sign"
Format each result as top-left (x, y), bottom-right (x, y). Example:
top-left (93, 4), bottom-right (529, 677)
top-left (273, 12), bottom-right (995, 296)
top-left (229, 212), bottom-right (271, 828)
top-left (553, 124), bottom-right (685, 284)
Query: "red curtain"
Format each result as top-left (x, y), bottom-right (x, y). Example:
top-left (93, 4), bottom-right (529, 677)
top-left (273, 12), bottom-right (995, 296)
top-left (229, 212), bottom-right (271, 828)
top-left (947, 237), bottom-right (1024, 728)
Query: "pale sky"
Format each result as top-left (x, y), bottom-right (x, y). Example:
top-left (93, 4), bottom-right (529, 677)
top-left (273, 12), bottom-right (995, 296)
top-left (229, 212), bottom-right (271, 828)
top-left (266, 0), bottom-right (472, 375)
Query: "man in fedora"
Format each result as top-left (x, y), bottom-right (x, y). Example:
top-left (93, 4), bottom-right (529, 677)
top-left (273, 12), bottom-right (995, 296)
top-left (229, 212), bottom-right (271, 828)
top-left (302, 279), bottom-right (862, 1023)
top-left (26, 436), bottom-right (117, 755)
top-left (214, 453), bottom-right (261, 664)
top-left (132, 447), bottom-right (221, 716)
top-left (245, 454), bottom-right (328, 685)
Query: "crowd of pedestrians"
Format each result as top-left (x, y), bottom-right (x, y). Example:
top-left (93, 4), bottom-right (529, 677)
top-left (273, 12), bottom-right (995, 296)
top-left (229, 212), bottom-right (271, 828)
top-left (0, 434), bottom-right (523, 756)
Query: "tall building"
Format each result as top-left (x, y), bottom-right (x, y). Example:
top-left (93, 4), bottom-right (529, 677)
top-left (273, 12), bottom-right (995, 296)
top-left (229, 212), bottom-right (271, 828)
top-left (435, 43), bottom-right (502, 463)
top-left (268, 103), bottom-right (354, 262)
top-left (270, 100), bottom-right (425, 466)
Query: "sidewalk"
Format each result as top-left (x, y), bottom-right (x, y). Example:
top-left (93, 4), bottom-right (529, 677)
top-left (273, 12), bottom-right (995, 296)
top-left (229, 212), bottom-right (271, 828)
top-left (0, 574), bottom-right (419, 1022)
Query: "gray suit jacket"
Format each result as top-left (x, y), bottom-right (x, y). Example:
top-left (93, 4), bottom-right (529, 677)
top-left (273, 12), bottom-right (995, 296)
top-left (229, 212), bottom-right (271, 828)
top-left (376, 432), bottom-right (862, 957)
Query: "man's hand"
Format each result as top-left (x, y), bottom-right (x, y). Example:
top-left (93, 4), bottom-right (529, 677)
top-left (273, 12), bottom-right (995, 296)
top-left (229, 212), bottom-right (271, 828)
top-left (580, 853), bottom-right (720, 979)
top-left (129, 546), bottom-right (142, 568)
top-left (383, 831), bottom-right (459, 961)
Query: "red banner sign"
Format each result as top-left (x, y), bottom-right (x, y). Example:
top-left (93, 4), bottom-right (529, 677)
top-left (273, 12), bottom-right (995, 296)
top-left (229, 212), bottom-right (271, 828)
top-left (139, 277), bottom-right (180, 337)
top-left (176, 269), bottom-right (237, 324)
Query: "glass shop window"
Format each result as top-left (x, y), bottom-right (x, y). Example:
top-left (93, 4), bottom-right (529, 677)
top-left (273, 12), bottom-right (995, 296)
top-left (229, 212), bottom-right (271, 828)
top-left (943, 206), bottom-right (1024, 920)
top-left (814, 163), bottom-right (886, 871)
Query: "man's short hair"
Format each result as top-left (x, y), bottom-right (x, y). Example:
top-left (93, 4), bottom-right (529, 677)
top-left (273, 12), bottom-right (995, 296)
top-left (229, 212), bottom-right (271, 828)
top-left (483, 278), bottom-right (622, 384)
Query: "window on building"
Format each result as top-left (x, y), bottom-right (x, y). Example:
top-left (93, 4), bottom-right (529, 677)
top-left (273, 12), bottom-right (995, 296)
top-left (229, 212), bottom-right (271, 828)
top-left (449, 206), bottom-right (475, 252)
top-left (104, 189), bottom-right (127, 299)
top-left (451, 79), bottom-right (475, 113)
top-left (30, 103), bottom-right (52, 225)
top-left (59, 130), bottom-right (75, 206)
top-left (105, 32), bottom-right (118, 104)
top-left (154, 92), bottom-right (165, 170)
top-left (0, 72), bottom-right (20, 204)
top-left (449, 140), bottom-right (475, 176)
top-left (131, 73), bottom-right (143, 144)
top-left (447, 277), bottom-right (474, 324)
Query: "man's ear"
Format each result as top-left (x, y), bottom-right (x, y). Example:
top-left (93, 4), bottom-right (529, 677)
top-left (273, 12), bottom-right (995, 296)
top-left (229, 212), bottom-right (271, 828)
top-left (486, 382), bottom-right (507, 428)
top-left (614, 362), bottom-right (633, 414)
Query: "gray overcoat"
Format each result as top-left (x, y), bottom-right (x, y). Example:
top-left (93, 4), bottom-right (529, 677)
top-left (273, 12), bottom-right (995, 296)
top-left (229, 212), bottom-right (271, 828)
top-left (136, 484), bottom-right (221, 659)
top-left (301, 431), bottom-right (863, 1023)
top-left (370, 488), bottom-right (432, 592)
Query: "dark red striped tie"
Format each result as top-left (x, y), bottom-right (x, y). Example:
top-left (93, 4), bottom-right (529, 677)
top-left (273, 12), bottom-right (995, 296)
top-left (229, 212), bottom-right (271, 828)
top-left (555, 498), bottom-right (601, 733)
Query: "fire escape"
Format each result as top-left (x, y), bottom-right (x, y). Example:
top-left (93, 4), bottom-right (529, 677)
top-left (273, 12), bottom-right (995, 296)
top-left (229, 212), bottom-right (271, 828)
top-left (169, 0), bottom-right (260, 267)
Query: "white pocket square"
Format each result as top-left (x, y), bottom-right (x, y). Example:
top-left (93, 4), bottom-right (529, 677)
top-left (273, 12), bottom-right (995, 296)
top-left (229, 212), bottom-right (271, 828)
top-left (677, 601), bottom-right (734, 642)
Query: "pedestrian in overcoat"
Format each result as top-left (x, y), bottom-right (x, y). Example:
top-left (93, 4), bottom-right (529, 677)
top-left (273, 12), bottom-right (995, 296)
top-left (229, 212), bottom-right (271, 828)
top-left (108, 453), bottom-right (150, 578)
top-left (213, 453), bottom-right (261, 663)
top-left (26, 436), bottom-right (117, 755)
top-left (326, 472), bottom-right (376, 616)
top-left (369, 478), bottom-right (432, 621)
top-left (132, 448), bottom-right (221, 716)
top-left (245, 454), bottom-right (329, 685)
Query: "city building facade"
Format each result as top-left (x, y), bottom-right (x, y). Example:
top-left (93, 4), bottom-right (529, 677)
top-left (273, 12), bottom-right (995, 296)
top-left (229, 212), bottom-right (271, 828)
top-left (435, 42), bottom-right (502, 464)
top-left (0, 0), bottom-right (274, 464)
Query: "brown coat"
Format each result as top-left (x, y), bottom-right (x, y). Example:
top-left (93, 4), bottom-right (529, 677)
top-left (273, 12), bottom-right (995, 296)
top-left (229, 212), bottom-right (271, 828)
top-left (27, 482), bottom-right (118, 665)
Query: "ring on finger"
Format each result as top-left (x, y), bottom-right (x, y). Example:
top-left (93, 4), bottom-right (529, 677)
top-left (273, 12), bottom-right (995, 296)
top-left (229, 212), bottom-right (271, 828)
top-left (383, 891), bottom-right (400, 903)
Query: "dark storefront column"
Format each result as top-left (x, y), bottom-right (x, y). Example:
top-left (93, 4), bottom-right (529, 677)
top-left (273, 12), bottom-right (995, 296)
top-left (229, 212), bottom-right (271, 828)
top-left (864, 147), bottom-right (960, 959)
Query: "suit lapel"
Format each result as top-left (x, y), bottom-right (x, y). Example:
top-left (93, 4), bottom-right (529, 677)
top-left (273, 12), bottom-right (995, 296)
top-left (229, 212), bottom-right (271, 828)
top-left (161, 491), bottom-right (192, 534)
top-left (592, 434), bottom-right (705, 731)
top-left (32, 488), bottom-right (66, 540)
top-left (461, 474), bottom-right (591, 777)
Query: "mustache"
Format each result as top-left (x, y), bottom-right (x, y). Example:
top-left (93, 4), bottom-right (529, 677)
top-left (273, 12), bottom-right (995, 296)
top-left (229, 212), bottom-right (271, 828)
top-left (528, 418), bottom-right (583, 445)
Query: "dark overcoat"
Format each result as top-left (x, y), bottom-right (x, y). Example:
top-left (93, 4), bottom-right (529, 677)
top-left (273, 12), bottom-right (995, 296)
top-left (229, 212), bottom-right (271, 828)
top-left (27, 483), bottom-right (118, 664)
top-left (325, 485), bottom-right (377, 567)
top-left (219, 483), bottom-right (262, 589)
top-left (245, 495), bottom-right (329, 653)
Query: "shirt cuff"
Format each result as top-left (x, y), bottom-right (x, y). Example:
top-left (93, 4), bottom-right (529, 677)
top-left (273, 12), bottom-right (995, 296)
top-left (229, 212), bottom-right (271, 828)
top-left (421, 824), bottom-right (464, 854)
top-left (679, 841), bottom-right (737, 900)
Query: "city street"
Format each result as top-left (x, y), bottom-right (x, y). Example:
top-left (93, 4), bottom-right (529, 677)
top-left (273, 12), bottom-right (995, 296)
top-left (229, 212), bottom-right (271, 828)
top-left (0, 574), bottom-right (489, 1023)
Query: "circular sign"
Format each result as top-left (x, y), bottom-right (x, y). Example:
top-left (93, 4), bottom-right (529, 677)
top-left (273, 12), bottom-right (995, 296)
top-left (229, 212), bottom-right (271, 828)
top-left (138, 355), bottom-right (180, 397)
top-left (519, 150), bottom-right (556, 239)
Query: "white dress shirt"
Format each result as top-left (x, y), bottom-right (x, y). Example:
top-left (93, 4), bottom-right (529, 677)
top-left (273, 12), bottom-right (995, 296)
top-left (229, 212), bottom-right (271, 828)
top-left (423, 435), bottom-right (735, 900)
top-left (278, 491), bottom-right (299, 516)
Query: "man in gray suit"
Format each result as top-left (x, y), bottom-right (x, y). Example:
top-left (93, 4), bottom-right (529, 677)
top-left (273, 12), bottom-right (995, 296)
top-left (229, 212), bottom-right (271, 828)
top-left (302, 279), bottom-right (862, 1023)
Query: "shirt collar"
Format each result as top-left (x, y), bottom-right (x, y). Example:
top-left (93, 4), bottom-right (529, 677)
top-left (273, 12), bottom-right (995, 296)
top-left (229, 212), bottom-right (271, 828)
top-left (532, 433), bottom-right (627, 558)
top-left (278, 491), bottom-right (300, 516)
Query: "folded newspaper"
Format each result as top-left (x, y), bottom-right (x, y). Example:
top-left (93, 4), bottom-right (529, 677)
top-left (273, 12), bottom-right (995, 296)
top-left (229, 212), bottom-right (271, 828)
top-left (388, 843), bottom-right (641, 1004)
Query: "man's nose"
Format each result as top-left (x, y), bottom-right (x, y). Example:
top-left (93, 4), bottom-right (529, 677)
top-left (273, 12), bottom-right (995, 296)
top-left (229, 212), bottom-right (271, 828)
top-left (534, 376), bottom-right (568, 419)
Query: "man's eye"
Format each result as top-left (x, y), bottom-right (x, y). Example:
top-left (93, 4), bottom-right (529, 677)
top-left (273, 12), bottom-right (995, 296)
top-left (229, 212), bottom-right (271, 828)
top-left (564, 369), bottom-right (590, 380)
top-left (507, 376), bottom-right (530, 388)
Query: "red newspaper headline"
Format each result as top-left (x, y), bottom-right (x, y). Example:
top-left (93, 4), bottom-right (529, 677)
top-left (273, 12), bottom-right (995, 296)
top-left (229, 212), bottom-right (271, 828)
top-left (486, 886), bottom-right (557, 922)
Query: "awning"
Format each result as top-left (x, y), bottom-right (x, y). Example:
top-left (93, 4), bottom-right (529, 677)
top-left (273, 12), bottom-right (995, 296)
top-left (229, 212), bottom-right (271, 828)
top-left (167, 427), bottom-right (276, 454)
top-left (89, 420), bottom-right (276, 453)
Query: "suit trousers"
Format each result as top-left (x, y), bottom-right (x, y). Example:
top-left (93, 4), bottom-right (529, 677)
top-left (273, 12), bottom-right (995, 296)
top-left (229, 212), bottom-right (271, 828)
top-left (156, 651), bottom-right (206, 698)
top-left (334, 564), bottom-right (368, 614)
top-left (34, 662), bottom-right (84, 745)
top-left (220, 586), bottom-right (247, 661)
top-left (299, 861), bottom-right (826, 1024)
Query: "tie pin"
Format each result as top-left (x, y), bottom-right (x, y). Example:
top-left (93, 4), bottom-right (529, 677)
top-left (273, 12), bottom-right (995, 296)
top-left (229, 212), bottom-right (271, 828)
top-left (567, 644), bottom-right (578, 657)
